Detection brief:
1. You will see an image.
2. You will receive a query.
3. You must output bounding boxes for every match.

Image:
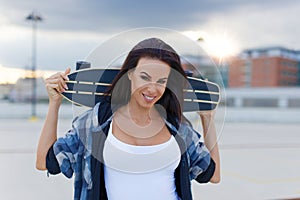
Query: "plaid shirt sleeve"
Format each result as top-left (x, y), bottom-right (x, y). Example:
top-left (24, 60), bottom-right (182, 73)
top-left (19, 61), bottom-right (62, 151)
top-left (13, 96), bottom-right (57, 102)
top-left (178, 122), bottom-right (211, 180)
top-left (53, 109), bottom-right (93, 179)
top-left (53, 129), bottom-right (80, 178)
top-left (51, 104), bottom-right (101, 199)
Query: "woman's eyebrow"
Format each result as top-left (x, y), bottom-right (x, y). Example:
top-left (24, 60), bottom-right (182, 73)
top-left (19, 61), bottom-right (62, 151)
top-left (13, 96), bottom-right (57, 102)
top-left (140, 72), bottom-right (151, 78)
top-left (140, 72), bottom-right (168, 80)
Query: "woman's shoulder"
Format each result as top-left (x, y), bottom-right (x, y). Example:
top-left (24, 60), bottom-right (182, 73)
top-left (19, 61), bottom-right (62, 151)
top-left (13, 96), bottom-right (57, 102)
top-left (177, 118), bottom-right (202, 142)
top-left (71, 102), bottom-right (103, 130)
top-left (97, 99), bottom-right (113, 125)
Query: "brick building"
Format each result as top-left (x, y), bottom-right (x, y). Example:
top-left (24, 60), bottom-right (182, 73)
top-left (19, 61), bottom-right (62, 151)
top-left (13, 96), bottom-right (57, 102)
top-left (228, 47), bottom-right (300, 87)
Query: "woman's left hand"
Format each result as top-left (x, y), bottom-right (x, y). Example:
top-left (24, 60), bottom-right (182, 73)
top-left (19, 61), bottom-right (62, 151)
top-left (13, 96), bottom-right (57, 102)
top-left (197, 109), bottom-right (216, 120)
top-left (197, 110), bottom-right (216, 138)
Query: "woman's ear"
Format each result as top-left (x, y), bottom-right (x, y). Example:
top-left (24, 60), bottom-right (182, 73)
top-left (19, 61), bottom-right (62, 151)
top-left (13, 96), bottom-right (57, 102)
top-left (127, 70), bottom-right (133, 80)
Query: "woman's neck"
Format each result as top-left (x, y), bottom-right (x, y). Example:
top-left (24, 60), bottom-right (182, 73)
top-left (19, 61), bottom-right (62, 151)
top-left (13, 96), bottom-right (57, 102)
top-left (127, 100), bottom-right (152, 126)
top-left (113, 100), bottom-right (166, 139)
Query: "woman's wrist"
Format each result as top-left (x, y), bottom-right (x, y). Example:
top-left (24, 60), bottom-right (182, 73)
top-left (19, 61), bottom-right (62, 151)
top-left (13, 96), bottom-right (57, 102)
top-left (48, 100), bottom-right (62, 111)
top-left (197, 111), bottom-right (215, 138)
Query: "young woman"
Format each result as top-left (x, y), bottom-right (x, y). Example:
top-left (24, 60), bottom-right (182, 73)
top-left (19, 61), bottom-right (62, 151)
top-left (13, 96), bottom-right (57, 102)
top-left (36, 38), bottom-right (220, 200)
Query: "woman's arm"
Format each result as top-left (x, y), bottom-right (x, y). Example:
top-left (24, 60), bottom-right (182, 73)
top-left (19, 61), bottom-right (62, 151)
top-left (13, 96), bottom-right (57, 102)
top-left (36, 68), bottom-right (70, 170)
top-left (199, 110), bottom-right (221, 183)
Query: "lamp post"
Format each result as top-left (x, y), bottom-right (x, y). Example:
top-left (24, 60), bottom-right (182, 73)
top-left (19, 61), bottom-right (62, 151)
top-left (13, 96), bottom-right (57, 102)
top-left (26, 11), bottom-right (42, 120)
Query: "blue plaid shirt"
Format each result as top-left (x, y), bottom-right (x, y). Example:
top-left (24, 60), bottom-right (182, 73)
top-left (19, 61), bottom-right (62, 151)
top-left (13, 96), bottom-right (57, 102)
top-left (51, 102), bottom-right (211, 200)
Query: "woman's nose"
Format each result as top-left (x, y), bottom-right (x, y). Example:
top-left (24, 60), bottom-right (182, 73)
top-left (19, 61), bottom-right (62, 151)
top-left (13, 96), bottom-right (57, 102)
top-left (146, 82), bottom-right (158, 93)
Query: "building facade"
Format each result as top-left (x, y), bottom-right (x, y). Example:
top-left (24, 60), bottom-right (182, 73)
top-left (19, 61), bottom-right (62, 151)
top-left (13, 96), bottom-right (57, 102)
top-left (8, 77), bottom-right (48, 102)
top-left (228, 47), bottom-right (300, 87)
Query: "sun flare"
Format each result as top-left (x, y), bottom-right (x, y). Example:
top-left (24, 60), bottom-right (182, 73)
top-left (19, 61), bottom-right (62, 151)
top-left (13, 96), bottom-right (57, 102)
top-left (183, 30), bottom-right (239, 60)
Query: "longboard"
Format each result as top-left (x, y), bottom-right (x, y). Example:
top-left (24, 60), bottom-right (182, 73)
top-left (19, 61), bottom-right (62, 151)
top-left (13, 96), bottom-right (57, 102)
top-left (61, 68), bottom-right (220, 112)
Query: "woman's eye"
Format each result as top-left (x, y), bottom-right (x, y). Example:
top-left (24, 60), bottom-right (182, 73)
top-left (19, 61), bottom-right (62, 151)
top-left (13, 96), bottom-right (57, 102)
top-left (157, 80), bottom-right (167, 84)
top-left (140, 75), bottom-right (150, 81)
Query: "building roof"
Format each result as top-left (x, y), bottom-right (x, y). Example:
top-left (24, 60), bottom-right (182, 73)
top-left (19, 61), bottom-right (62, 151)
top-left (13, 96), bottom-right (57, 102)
top-left (241, 46), bottom-right (300, 61)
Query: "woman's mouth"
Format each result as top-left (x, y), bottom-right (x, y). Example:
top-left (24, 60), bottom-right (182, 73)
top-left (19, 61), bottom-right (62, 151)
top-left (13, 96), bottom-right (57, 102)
top-left (142, 93), bottom-right (156, 103)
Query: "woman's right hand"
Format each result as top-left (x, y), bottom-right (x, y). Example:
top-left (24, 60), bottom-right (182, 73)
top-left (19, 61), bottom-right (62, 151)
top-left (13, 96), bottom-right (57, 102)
top-left (45, 68), bottom-right (71, 104)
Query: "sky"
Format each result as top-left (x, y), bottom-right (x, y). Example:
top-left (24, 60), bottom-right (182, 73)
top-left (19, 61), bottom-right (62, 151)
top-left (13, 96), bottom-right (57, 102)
top-left (0, 0), bottom-right (300, 73)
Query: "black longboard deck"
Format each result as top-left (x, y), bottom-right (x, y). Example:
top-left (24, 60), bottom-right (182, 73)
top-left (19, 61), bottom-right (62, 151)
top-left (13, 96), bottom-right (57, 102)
top-left (61, 68), bottom-right (220, 112)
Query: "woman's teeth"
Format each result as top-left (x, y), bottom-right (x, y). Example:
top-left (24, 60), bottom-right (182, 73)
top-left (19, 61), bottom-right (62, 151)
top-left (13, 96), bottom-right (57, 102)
top-left (143, 94), bottom-right (155, 101)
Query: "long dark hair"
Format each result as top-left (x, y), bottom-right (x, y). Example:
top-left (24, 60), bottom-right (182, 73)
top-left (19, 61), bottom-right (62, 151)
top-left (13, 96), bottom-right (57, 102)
top-left (107, 38), bottom-right (187, 123)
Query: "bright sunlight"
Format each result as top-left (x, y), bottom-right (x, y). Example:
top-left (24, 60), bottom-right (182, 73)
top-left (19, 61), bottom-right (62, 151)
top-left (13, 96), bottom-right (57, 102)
top-left (183, 30), bottom-right (239, 60)
top-left (0, 64), bottom-right (55, 84)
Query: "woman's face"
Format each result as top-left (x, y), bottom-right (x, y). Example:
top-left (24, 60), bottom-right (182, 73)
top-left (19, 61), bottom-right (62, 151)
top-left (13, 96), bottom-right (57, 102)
top-left (128, 57), bottom-right (171, 109)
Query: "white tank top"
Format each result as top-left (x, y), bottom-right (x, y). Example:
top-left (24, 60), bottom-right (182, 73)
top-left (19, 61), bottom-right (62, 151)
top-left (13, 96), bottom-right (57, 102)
top-left (103, 121), bottom-right (181, 200)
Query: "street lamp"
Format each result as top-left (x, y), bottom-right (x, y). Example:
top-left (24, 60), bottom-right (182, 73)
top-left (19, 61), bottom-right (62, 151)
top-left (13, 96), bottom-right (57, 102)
top-left (26, 11), bottom-right (43, 120)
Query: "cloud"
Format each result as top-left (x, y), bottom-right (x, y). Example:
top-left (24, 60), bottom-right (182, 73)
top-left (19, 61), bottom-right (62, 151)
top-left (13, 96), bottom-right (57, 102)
top-left (0, 0), bottom-right (299, 70)
top-left (196, 1), bottom-right (300, 50)
top-left (1, 0), bottom-right (297, 32)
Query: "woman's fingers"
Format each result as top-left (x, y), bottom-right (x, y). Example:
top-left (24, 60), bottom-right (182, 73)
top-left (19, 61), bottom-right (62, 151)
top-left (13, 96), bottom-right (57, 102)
top-left (64, 68), bottom-right (71, 79)
top-left (47, 68), bottom-right (71, 91)
top-left (46, 77), bottom-right (64, 92)
top-left (44, 68), bottom-right (71, 103)
top-left (46, 83), bottom-right (59, 93)
top-left (197, 109), bottom-right (216, 117)
top-left (60, 68), bottom-right (70, 89)
top-left (48, 68), bottom-right (70, 81)
top-left (45, 68), bottom-right (71, 95)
